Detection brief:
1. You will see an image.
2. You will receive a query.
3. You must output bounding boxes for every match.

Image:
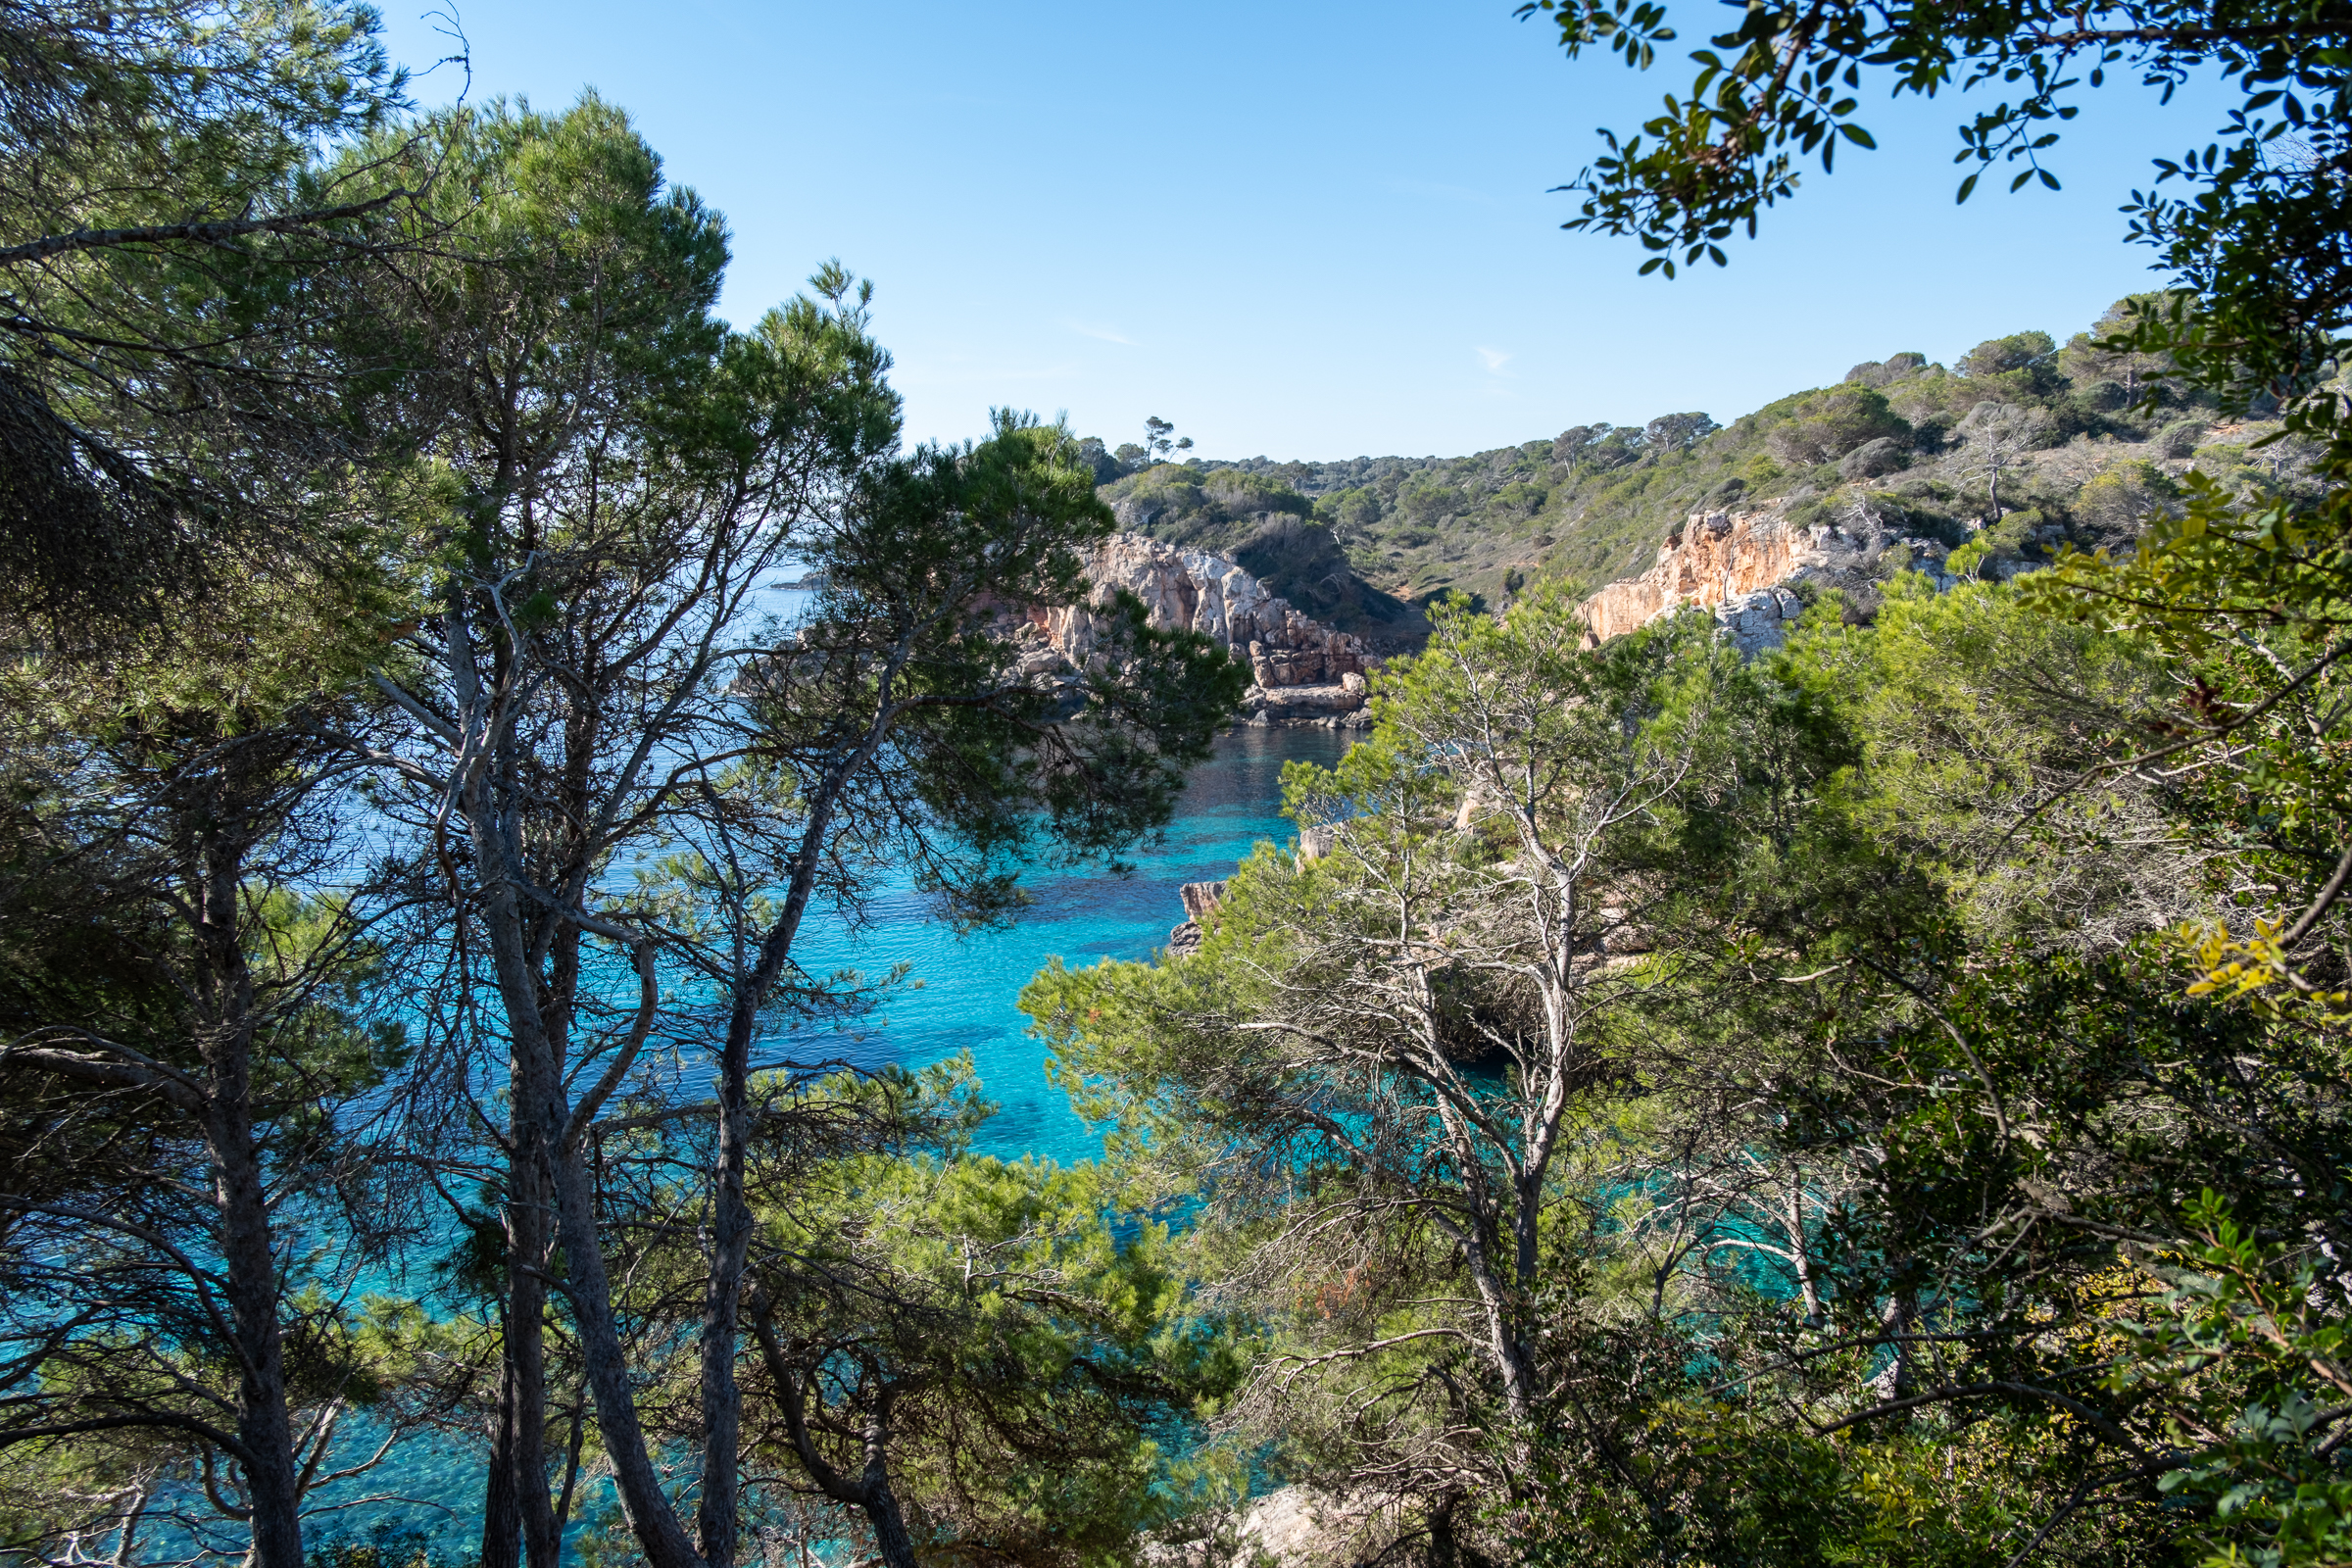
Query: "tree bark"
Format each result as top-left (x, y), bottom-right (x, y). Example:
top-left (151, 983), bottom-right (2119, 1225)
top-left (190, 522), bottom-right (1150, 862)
top-left (195, 828), bottom-right (304, 1568)
top-left (510, 1129), bottom-right (560, 1568)
top-left (695, 1014), bottom-right (755, 1568)
top-left (544, 1130), bottom-right (703, 1568)
top-left (479, 1333), bottom-right (521, 1568)
top-left (858, 1435), bottom-right (918, 1568)
top-left (450, 617), bottom-right (704, 1568)
top-left (751, 1318), bottom-right (918, 1568)
top-left (693, 738), bottom-right (894, 1568)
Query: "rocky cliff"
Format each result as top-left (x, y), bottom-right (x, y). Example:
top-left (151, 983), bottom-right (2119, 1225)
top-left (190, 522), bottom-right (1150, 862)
top-left (1579, 504), bottom-right (1965, 655)
top-left (1579, 510), bottom-right (1812, 643)
top-left (1028, 532), bottom-right (1379, 725)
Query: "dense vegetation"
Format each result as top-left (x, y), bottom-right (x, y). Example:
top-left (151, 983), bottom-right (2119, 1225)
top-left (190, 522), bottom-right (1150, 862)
top-left (3, 0), bottom-right (2350, 1564)
top-left (1027, 564), bottom-right (2352, 1566)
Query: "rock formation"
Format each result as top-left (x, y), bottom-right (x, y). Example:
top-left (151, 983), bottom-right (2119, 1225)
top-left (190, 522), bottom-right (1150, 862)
top-left (1030, 532), bottom-right (1379, 725)
top-left (1578, 504), bottom-right (1965, 655)
top-left (1166, 879), bottom-right (1226, 958)
top-left (1578, 510), bottom-right (1811, 645)
top-left (1179, 880), bottom-right (1227, 920)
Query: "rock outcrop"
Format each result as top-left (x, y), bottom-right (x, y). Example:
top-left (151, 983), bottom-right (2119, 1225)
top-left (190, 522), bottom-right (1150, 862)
top-left (1034, 532), bottom-right (1379, 724)
top-left (1179, 881), bottom-right (1227, 920)
top-left (1147, 1487), bottom-right (1420, 1568)
top-left (1166, 880), bottom-right (1227, 958)
top-left (1579, 505), bottom-right (1966, 655)
top-left (1579, 510), bottom-right (1812, 645)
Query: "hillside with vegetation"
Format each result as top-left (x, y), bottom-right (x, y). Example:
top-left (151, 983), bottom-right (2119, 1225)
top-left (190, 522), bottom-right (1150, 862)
top-left (1086, 298), bottom-right (2319, 627)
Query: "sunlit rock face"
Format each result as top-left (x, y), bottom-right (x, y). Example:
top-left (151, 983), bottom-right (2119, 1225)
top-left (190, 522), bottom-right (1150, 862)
top-left (1579, 506), bottom-right (1964, 655)
top-left (1578, 510), bottom-right (1813, 645)
top-left (1030, 532), bottom-right (1379, 724)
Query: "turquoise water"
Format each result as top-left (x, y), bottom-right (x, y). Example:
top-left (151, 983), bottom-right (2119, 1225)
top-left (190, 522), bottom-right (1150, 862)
top-left (317, 725), bottom-right (1346, 1550)
top-left (772, 725), bottom-right (1346, 1163)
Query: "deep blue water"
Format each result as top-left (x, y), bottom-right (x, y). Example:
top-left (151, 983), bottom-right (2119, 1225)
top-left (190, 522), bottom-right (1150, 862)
top-left (314, 726), bottom-right (1346, 1551)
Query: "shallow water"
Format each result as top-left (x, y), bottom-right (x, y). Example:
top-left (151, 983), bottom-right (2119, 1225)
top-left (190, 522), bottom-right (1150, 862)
top-left (312, 725), bottom-right (1347, 1550)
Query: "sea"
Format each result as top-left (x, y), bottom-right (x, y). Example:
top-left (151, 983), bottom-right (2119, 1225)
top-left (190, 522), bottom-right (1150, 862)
top-left (306, 724), bottom-right (1348, 1554)
top-left (773, 724), bottom-right (1349, 1163)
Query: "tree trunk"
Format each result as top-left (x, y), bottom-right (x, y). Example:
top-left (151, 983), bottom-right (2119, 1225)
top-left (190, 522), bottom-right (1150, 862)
top-left (458, 734), bottom-right (702, 1568)
top-left (476, 964), bottom-right (564, 1568)
top-left (695, 760), bottom-right (884, 1568)
top-left (1455, 1229), bottom-right (1534, 1428)
top-left (480, 1335), bottom-right (521, 1568)
top-left (512, 1136), bottom-right (561, 1568)
top-left (754, 1321), bottom-right (916, 1568)
top-left (196, 840), bottom-right (304, 1568)
top-left (209, 1075), bottom-right (305, 1568)
top-left (696, 1014), bottom-right (756, 1568)
top-left (1427, 1491), bottom-right (1469, 1568)
top-left (858, 1418), bottom-right (917, 1568)
top-left (544, 1129), bottom-right (702, 1568)
top-left (1870, 1293), bottom-right (1916, 1404)
top-left (860, 1479), bottom-right (917, 1568)
top-left (1784, 1177), bottom-right (1822, 1323)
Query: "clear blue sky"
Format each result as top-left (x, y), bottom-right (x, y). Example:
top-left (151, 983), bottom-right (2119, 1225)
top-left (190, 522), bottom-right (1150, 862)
top-left (379, 0), bottom-right (2220, 461)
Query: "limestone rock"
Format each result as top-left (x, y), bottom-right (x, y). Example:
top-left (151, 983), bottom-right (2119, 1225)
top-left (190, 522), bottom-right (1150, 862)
top-left (1715, 588), bottom-right (1796, 656)
top-left (1179, 880), bottom-right (1227, 921)
top-left (1166, 921), bottom-right (1203, 957)
top-left (1579, 502), bottom-right (1965, 655)
top-left (1580, 510), bottom-right (1815, 646)
top-left (1243, 681), bottom-right (1368, 724)
top-left (1038, 534), bottom-right (1378, 712)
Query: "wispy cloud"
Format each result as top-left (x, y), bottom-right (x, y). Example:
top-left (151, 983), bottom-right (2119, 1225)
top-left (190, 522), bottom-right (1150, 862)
top-left (1069, 321), bottom-right (1135, 345)
top-left (1476, 346), bottom-right (1513, 373)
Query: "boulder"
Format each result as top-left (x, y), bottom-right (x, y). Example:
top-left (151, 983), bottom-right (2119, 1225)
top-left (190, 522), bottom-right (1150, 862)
top-left (1246, 683), bottom-right (1367, 721)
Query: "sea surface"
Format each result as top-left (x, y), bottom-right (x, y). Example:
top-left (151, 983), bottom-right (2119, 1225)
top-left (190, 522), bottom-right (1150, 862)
top-left (771, 725), bottom-right (1347, 1163)
top-left (317, 725), bottom-right (1348, 1550)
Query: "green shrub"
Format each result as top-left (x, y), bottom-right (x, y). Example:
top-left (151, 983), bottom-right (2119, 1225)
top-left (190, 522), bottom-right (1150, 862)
top-left (1766, 385), bottom-right (1912, 464)
top-left (2073, 459), bottom-right (2181, 549)
top-left (1959, 330), bottom-right (2062, 392)
top-left (1983, 508), bottom-right (2044, 558)
top-left (2159, 418), bottom-right (2209, 458)
top-left (307, 1527), bottom-right (449, 1568)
